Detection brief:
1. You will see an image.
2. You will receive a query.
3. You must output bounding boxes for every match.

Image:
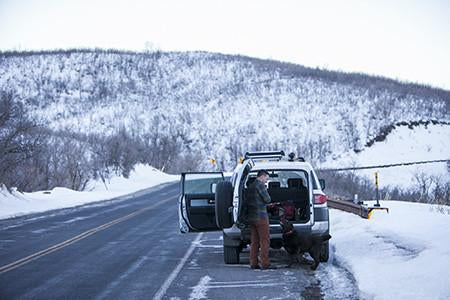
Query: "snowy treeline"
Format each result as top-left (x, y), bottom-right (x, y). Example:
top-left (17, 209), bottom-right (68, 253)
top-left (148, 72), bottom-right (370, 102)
top-left (0, 90), bottom-right (184, 191)
top-left (318, 170), bottom-right (450, 209)
top-left (0, 49), bottom-right (449, 192)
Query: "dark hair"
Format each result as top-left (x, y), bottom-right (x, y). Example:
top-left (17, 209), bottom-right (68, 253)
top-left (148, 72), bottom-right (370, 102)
top-left (257, 170), bottom-right (269, 177)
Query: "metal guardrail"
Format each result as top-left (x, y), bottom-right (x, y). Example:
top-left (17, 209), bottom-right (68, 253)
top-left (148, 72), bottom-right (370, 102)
top-left (328, 198), bottom-right (369, 219)
top-left (328, 198), bottom-right (390, 219)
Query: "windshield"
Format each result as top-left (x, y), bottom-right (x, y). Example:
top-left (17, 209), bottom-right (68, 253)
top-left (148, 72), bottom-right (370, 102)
top-left (183, 173), bottom-right (224, 194)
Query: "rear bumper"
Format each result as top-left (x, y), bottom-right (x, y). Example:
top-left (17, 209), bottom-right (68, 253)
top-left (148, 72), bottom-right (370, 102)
top-left (223, 207), bottom-right (330, 246)
top-left (312, 206), bottom-right (329, 233)
top-left (314, 206), bottom-right (329, 222)
top-left (311, 221), bottom-right (329, 234)
top-left (223, 221), bottom-right (329, 246)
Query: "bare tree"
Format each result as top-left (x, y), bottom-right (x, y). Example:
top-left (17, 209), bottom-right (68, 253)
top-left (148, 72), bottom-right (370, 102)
top-left (0, 91), bottom-right (43, 190)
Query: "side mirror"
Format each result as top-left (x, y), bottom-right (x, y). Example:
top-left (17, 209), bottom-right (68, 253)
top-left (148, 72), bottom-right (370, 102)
top-left (211, 183), bottom-right (217, 193)
top-left (319, 179), bottom-right (326, 190)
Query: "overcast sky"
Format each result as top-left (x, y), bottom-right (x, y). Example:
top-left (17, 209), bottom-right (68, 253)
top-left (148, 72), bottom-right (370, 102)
top-left (1, 0), bottom-right (449, 90)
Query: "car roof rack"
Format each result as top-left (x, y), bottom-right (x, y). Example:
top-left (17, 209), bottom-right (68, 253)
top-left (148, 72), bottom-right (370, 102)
top-left (288, 152), bottom-right (306, 162)
top-left (244, 151), bottom-right (285, 161)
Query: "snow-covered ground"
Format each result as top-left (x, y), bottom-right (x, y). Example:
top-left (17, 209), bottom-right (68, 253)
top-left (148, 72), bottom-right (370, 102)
top-left (330, 201), bottom-right (450, 300)
top-left (324, 124), bottom-right (450, 189)
top-left (0, 164), bottom-right (179, 220)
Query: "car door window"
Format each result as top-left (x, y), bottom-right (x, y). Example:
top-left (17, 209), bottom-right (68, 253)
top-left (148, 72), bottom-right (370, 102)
top-left (184, 173), bottom-right (224, 195)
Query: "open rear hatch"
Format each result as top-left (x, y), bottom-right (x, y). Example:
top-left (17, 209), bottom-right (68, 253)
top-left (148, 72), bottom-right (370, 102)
top-left (243, 171), bottom-right (311, 225)
top-left (267, 178), bottom-right (310, 224)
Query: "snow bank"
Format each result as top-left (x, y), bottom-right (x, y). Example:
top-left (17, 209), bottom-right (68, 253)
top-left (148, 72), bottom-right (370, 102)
top-left (330, 200), bottom-right (450, 299)
top-left (325, 124), bottom-right (450, 189)
top-left (0, 164), bottom-right (179, 220)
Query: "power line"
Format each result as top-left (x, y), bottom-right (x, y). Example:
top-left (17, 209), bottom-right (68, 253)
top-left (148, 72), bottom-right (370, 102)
top-left (318, 159), bottom-right (450, 172)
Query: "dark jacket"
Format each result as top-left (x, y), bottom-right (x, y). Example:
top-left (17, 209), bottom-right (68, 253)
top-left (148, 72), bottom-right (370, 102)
top-left (247, 179), bottom-right (271, 223)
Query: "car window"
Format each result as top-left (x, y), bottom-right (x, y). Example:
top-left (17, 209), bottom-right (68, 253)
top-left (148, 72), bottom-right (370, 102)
top-left (184, 173), bottom-right (223, 194)
top-left (311, 171), bottom-right (318, 189)
top-left (248, 170), bottom-right (308, 188)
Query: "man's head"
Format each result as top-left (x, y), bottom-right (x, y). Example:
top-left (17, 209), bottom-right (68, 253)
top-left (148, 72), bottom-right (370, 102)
top-left (256, 170), bottom-right (270, 183)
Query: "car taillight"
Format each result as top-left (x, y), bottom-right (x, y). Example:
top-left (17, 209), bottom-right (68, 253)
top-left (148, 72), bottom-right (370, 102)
top-left (314, 194), bottom-right (328, 204)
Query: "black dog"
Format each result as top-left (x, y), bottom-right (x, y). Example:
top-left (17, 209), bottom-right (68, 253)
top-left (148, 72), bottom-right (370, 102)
top-left (280, 217), bottom-right (331, 270)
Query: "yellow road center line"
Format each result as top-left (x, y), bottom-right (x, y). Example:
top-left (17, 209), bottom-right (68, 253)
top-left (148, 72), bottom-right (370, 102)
top-left (0, 193), bottom-right (177, 275)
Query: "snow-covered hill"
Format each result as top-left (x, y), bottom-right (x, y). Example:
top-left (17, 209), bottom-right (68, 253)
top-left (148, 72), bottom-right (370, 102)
top-left (1, 49), bottom-right (449, 173)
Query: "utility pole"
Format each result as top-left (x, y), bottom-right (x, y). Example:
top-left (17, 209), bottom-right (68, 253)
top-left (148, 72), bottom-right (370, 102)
top-left (374, 172), bottom-right (380, 207)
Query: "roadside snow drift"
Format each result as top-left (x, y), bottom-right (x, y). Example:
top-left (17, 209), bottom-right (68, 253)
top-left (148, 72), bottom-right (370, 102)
top-left (0, 164), bottom-right (178, 220)
top-left (330, 201), bottom-right (450, 300)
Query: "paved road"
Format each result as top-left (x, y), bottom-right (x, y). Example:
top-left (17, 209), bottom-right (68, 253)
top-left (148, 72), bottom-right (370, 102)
top-left (0, 182), bottom-right (362, 299)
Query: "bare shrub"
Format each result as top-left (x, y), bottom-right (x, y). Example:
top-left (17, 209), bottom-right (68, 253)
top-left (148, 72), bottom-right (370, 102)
top-left (318, 169), bottom-right (450, 215)
top-left (316, 170), bottom-right (376, 200)
top-left (413, 172), bottom-right (450, 214)
top-left (0, 91), bottom-right (44, 190)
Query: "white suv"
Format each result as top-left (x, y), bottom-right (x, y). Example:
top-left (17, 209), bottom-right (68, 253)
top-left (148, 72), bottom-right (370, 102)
top-left (178, 151), bottom-right (330, 264)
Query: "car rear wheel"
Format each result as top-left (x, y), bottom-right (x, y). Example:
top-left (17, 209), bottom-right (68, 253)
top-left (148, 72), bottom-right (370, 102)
top-left (320, 240), bottom-right (329, 262)
top-left (215, 181), bottom-right (233, 229)
top-left (224, 246), bottom-right (240, 264)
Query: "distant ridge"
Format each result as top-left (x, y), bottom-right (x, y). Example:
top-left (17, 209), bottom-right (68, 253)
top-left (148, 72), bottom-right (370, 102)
top-left (1, 48), bottom-right (449, 98)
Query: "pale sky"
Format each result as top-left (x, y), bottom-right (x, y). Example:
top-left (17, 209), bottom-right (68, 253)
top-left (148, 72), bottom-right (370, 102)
top-left (0, 0), bottom-right (449, 90)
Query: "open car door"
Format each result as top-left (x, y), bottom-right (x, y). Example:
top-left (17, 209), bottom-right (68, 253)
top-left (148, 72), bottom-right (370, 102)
top-left (178, 172), bottom-right (225, 233)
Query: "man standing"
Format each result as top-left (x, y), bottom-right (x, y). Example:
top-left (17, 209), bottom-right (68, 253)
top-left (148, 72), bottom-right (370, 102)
top-left (248, 170), bottom-right (272, 269)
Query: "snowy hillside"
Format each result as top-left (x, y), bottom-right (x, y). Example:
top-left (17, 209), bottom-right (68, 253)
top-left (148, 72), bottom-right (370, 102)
top-left (1, 49), bottom-right (449, 172)
top-left (323, 123), bottom-right (450, 189)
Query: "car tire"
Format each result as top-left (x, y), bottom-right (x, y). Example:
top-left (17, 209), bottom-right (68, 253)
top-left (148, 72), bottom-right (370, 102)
top-left (224, 246), bottom-right (240, 264)
top-left (320, 240), bottom-right (329, 262)
top-left (215, 181), bottom-right (233, 229)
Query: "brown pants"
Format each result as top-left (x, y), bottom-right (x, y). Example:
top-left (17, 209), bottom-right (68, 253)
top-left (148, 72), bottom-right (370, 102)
top-left (250, 218), bottom-right (270, 268)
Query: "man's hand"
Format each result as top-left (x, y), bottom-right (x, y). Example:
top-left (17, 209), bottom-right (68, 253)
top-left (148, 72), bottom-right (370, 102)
top-left (267, 202), bottom-right (281, 213)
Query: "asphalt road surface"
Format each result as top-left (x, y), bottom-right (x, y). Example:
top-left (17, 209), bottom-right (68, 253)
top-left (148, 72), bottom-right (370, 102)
top-left (0, 182), bottom-right (362, 299)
